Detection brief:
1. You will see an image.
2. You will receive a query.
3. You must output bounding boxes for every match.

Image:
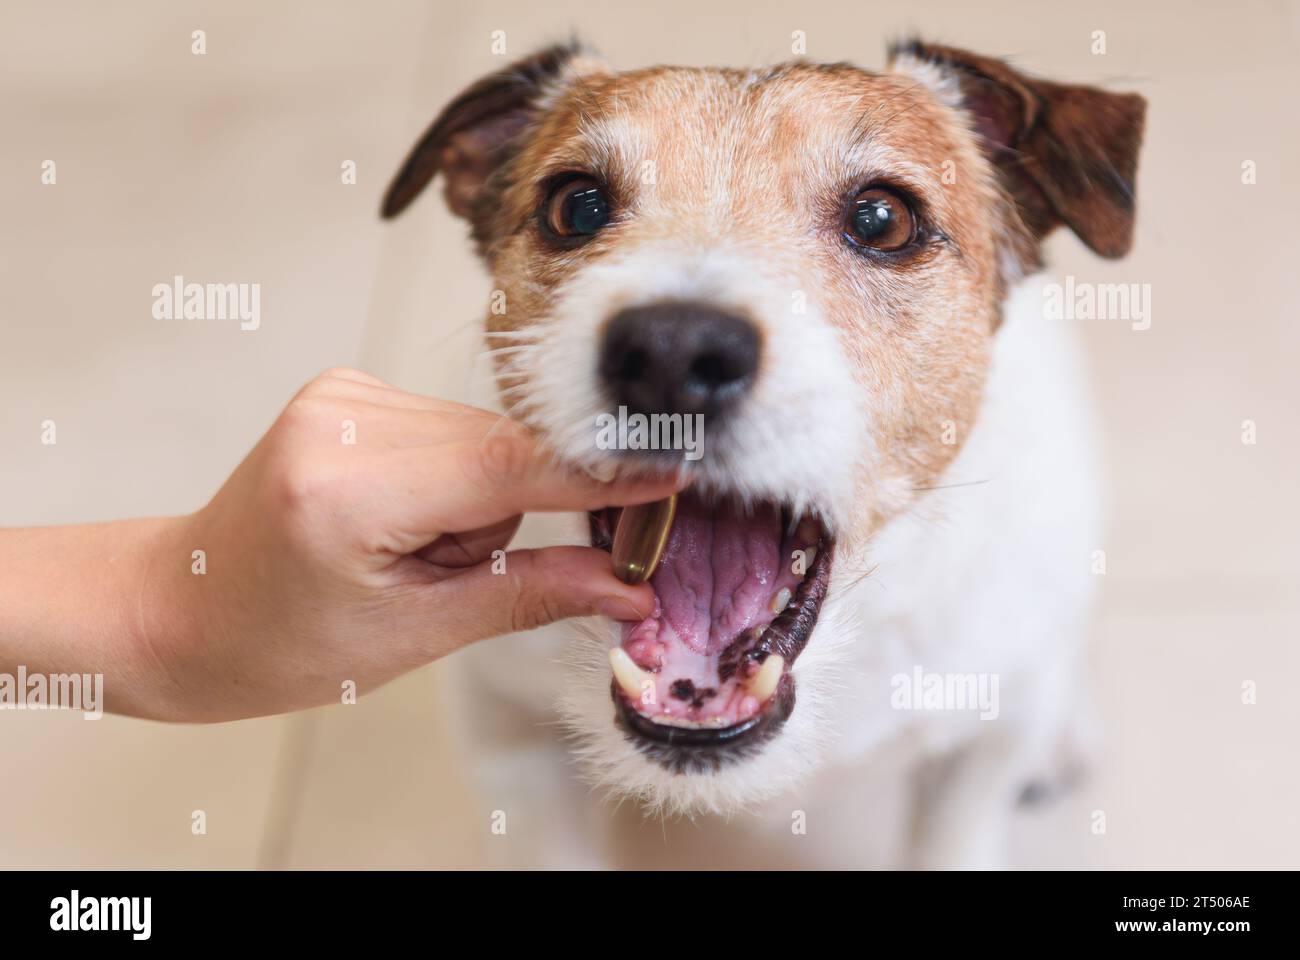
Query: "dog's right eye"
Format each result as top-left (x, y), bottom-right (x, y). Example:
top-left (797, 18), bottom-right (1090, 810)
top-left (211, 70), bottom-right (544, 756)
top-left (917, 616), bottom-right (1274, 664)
top-left (543, 177), bottom-right (610, 239)
top-left (844, 186), bottom-right (917, 252)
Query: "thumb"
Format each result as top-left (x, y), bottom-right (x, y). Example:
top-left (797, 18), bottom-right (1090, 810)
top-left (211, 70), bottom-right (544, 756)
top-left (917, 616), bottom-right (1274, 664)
top-left (416, 546), bottom-right (655, 655)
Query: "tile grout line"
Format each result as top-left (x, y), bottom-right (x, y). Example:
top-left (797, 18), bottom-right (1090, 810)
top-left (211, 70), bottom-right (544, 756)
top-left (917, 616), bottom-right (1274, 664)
top-left (255, 711), bottom-right (320, 870)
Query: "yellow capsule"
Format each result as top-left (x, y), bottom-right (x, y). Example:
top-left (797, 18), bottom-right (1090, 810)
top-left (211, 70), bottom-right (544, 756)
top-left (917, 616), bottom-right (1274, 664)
top-left (611, 494), bottom-right (677, 584)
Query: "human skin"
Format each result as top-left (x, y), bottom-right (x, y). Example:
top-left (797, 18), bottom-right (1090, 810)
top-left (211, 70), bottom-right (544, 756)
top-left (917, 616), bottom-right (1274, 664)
top-left (0, 368), bottom-right (683, 722)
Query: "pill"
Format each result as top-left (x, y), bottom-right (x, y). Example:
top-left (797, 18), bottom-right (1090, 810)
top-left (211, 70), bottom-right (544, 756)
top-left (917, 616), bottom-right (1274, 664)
top-left (611, 494), bottom-right (677, 584)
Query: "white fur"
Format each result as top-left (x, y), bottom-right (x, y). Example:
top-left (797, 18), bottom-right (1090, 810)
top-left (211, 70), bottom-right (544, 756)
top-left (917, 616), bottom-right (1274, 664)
top-left (887, 52), bottom-right (966, 110)
top-left (500, 241), bottom-right (868, 533)
top-left (449, 271), bottom-right (1099, 868)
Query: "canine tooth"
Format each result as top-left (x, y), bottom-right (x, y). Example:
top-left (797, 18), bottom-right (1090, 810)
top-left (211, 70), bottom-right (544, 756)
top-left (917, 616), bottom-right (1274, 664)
top-left (747, 654), bottom-right (784, 703)
top-left (802, 546), bottom-right (817, 572)
top-left (771, 587), bottom-right (792, 614)
top-left (609, 648), bottom-right (655, 701)
top-left (612, 494), bottom-right (677, 584)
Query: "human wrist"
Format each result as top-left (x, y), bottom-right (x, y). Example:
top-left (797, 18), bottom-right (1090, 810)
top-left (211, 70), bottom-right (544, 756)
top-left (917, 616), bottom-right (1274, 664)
top-left (123, 513), bottom-right (205, 719)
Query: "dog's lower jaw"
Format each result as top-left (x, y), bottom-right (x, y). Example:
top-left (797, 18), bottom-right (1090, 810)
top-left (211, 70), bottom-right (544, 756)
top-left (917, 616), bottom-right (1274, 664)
top-left (594, 495), bottom-right (836, 776)
top-left (556, 580), bottom-right (856, 817)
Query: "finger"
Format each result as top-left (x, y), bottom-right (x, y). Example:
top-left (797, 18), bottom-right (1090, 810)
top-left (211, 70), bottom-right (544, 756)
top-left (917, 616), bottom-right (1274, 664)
top-left (406, 546), bottom-right (655, 657)
top-left (462, 428), bottom-right (688, 515)
top-left (317, 367), bottom-right (391, 388)
top-left (283, 388), bottom-right (513, 459)
top-left (308, 377), bottom-right (469, 414)
top-left (414, 514), bottom-right (522, 568)
top-left (386, 424), bottom-right (688, 539)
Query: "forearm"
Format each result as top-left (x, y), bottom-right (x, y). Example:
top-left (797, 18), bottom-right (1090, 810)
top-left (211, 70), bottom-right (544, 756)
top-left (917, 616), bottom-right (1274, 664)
top-left (0, 516), bottom-right (186, 719)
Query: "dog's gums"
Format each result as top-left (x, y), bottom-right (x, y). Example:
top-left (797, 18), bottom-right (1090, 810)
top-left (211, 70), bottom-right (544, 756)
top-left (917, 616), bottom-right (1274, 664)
top-left (591, 492), bottom-right (833, 771)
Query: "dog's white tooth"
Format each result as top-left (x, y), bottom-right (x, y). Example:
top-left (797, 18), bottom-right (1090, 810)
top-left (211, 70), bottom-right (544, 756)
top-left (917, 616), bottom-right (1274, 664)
top-left (747, 654), bottom-right (784, 703)
top-left (649, 714), bottom-right (728, 730)
top-left (771, 587), bottom-right (792, 614)
top-left (650, 715), bottom-right (692, 728)
top-left (608, 648), bottom-right (654, 701)
top-left (802, 546), bottom-right (818, 573)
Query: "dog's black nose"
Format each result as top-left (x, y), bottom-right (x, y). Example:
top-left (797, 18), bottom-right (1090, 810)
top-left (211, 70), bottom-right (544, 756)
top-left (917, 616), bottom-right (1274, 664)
top-left (599, 301), bottom-right (760, 419)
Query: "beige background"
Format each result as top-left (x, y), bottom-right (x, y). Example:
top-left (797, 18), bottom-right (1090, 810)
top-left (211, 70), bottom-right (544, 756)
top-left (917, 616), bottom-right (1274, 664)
top-left (1, 0), bottom-right (1297, 868)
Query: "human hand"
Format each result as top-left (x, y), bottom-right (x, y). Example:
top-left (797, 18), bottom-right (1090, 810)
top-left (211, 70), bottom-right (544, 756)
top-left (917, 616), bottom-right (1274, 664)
top-left (98, 369), bottom-right (680, 721)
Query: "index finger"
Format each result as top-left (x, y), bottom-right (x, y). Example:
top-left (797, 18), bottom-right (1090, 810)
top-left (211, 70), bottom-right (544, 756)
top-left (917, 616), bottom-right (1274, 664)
top-left (388, 415), bottom-right (690, 540)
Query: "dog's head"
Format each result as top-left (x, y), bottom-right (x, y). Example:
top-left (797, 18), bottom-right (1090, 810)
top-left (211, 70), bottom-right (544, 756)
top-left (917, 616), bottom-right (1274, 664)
top-left (383, 41), bottom-right (1144, 812)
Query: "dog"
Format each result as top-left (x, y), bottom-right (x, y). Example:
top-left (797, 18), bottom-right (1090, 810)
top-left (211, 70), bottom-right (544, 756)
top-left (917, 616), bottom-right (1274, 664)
top-left (381, 40), bottom-right (1144, 868)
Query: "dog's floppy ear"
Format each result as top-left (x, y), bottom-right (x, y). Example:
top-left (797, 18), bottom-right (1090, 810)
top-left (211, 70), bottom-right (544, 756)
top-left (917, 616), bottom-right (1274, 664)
top-left (381, 42), bottom-right (591, 220)
top-left (889, 40), bottom-right (1145, 259)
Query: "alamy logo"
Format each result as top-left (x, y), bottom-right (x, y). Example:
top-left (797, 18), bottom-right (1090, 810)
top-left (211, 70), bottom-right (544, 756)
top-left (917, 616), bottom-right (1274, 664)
top-left (151, 274), bottom-right (260, 330)
top-left (595, 405), bottom-right (705, 461)
top-left (50, 890), bottom-right (151, 940)
top-left (1042, 274), bottom-right (1151, 330)
top-left (889, 666), bottom-right (1000, 720)
top-left (0, 667), bottom-right (103, 719)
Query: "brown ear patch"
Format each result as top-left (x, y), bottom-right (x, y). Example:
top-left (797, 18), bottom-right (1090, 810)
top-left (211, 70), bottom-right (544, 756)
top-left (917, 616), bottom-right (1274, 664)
top-left (891, 40), bottom-right (1146, 259)
top-left (380, 42), bottom-right (581, 220)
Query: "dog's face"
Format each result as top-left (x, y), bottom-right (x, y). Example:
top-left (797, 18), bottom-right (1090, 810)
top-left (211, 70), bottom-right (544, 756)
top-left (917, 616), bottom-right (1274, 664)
top-left (384, 41), bottom-right (1143, 812)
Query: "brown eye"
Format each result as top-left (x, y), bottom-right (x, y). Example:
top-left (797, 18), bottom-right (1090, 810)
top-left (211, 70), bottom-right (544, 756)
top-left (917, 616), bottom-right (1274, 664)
top-left (845, 187), bottom-right (916, 252)
top-left (544, 176), bottom-right (610, 238)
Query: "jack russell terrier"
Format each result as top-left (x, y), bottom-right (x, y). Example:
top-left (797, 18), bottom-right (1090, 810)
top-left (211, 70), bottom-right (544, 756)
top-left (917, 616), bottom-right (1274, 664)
top-left (381, 39), bottom-right (1144, 868)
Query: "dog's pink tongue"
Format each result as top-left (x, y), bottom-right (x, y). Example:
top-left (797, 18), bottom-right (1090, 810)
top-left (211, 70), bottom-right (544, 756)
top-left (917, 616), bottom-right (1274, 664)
top-left (648, 497), bottom-right (782, 654)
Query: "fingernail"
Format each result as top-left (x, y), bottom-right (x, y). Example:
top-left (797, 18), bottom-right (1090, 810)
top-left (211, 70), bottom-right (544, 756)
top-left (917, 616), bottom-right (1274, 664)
top-left (581, 460), bottom-right (619, 483)
top-left (597, 596), bottom-right (648, 622)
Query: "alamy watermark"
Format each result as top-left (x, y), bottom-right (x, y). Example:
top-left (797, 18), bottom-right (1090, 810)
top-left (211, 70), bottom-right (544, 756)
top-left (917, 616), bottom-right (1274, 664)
top-left (152, 274), bottom-right (260, 331)
top-left (0, 667), bottom-right (103, 719)
top-left (595, 405), bottom-right (705, 461)
top-left (890, 666), bottom-right (1000, 720)
top-left (1043, 275), bottom-right (1151, 331)
top-left (50, 890), bottom-right (150, 940)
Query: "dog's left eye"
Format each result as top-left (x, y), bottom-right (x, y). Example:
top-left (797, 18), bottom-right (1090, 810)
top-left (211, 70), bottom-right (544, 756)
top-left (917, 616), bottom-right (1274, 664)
top-left (844, 186), bottom-right (917, 252)
top-left (544, 177), bottom-right (610, 239)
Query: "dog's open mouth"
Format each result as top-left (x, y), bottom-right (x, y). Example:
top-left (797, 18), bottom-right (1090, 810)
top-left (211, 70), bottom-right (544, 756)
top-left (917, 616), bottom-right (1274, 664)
top-left (590, 489), bottom-right (834, 771)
